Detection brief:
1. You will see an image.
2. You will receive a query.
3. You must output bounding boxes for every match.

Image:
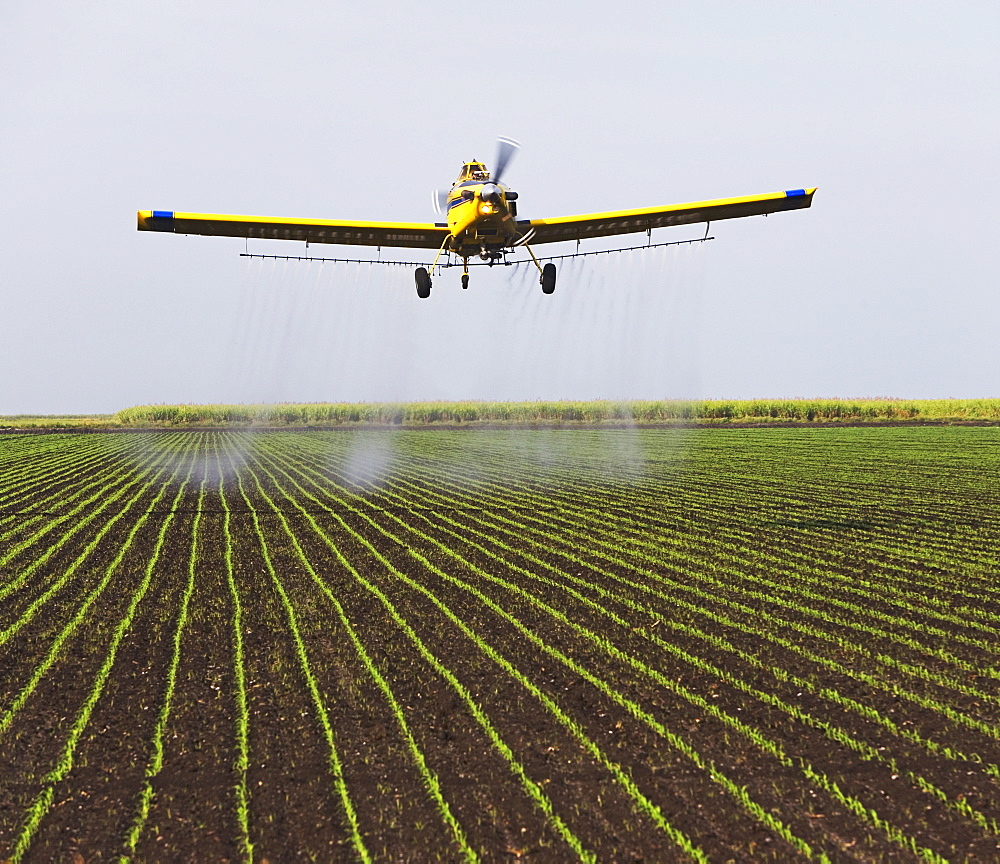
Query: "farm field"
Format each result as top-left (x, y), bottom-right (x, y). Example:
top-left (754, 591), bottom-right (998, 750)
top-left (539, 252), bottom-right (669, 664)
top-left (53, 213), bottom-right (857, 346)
top-left (0, 427), bottom-right (998, 862)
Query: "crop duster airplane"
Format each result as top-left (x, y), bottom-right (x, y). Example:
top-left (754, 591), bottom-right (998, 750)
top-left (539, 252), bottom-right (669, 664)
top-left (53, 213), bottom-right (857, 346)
top-left (137, 137), bottom-right (815, 299)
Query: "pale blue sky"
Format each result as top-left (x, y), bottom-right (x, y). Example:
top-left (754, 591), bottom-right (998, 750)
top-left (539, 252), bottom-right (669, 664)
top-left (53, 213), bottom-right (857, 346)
top-left (2, 1), bottom-right (998, 412)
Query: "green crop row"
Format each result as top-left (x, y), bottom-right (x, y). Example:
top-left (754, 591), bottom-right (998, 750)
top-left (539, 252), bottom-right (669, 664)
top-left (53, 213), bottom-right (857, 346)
top-left (2, 428), bottom-right (997, 862)
top-left (410, 449), bottom-right (1000, 744)
top-left (120, 469), bottom-right (207, 861)
top-left (0, 434), bottom-right (114, 507)
top-left (237, 457), bottom-right (479, 863)
top-left (259, 432), bottom-right (977, 860)
top-left (0, 453), bottom-right (179, 744)
top-left (250, 436), bottom-right (897, 858)
top-left (229, 453), bottom-right (372, 864)
top-left (6, 439), bottom-right (199, 862)
top-left (266, 428), bottom-right (1000, 854)
top-left (219, 467), bottom-right (253, 863)
top-left (307, 430), bottom-right (996, 694)
top-left (243, 445), bottom-right (707, 863)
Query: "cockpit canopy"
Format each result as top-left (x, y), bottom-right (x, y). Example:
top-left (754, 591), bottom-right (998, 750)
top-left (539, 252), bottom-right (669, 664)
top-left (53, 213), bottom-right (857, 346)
top-left (458, 161), bottom-right (490, 183)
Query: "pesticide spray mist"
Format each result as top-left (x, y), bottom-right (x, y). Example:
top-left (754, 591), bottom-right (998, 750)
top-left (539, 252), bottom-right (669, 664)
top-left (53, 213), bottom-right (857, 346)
top-left (224, 240), bottom-right (707, 482)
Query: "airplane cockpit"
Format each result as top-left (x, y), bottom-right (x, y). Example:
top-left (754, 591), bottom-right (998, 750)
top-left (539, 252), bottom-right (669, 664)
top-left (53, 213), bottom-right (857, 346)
top-left (459, 162), bottom-right (491, 182)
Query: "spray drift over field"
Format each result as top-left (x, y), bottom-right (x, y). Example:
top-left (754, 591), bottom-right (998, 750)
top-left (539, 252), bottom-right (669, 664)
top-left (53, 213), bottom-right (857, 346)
top-left (223, 243), bottom-right (707, 478)
top-left (227, 243), bottom-right (706, 403)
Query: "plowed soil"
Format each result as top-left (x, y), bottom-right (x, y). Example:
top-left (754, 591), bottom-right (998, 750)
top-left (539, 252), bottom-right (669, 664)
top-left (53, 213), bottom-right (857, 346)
top-left (1, 427), bottom-right (998, 862)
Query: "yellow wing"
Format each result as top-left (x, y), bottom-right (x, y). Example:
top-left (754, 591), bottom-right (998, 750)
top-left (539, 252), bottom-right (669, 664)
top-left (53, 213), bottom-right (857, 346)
top-left (137, 211), bottom-right (449, 250)
top-left (520, 188), bottom-right (816, 245)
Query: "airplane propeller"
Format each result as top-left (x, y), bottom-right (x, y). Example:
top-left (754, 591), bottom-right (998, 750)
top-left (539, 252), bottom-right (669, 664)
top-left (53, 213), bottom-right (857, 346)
top-left (432, 136), bottom-right (521, 216)
top-left (492, 135), bottom-right (520, 185)
top-left (432, 188), bottom-right (449, 216)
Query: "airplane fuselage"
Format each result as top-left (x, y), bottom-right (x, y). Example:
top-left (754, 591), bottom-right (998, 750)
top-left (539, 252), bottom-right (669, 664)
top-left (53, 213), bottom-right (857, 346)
top-left (444, 162), bottom-right (520, 259)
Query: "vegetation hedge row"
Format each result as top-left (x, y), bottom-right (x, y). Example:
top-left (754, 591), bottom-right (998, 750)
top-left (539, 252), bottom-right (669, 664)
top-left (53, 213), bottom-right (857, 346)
top-left (111, 399), bottom-right (1000, 427)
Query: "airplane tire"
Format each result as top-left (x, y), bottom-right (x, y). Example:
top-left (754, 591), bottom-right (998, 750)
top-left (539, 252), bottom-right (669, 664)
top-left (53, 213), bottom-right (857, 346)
top-left (540, 262), bottom-right (556, 294)
top-left (415, 267), bottom-right (431, 299)
top-left (461, 274), bottom-right (469, 290)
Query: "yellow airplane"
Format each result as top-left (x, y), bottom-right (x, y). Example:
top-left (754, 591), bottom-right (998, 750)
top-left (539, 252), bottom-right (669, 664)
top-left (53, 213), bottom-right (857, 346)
top-left (137, 137), bottom-right (815, 299)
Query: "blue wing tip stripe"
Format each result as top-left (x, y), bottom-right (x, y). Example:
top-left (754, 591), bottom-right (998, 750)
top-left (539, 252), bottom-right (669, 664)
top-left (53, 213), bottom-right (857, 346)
top-left (152, 210), bottom-right (174, 219)
top-left (784, 189), bottom-right (806, 198)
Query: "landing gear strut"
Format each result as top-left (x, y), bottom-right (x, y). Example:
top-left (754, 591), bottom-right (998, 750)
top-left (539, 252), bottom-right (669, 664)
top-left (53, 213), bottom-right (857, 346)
top-left (417, 235), bottom-right (452, 299)
top-left (523, 243), bottom-right (556, 295)
top-left (461, 258), bottom-right (469, 289)
top-left (415, 267), bottom-right (431, 299)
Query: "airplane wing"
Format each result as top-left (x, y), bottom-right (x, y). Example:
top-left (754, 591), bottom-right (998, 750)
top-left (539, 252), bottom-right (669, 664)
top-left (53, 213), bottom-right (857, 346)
top-left (519, 188), bottom-right (816, 245)
top-left (137, 210), bottom-right (450, 250)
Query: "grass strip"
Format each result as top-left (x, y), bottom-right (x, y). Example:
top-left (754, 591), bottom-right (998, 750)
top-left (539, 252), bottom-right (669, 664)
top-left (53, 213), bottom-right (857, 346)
top-left (112, 398), bottom-right (1000, 426)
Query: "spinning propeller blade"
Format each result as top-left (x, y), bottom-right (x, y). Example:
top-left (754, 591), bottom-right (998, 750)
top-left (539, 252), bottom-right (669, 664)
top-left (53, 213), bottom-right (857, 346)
top-left (492, 136), bottom-right (520, 185)
top-left (432, 188), bottom-right (449, 216)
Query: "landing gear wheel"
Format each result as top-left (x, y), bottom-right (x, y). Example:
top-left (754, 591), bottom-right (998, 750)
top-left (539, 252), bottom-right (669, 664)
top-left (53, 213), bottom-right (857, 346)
top-left (461, 274), bottom-right (470, 290)
top-left (540, 262), bottom-right (556, 294)
top-left (415, 267), bottom-right (431, 299)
